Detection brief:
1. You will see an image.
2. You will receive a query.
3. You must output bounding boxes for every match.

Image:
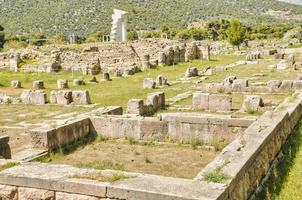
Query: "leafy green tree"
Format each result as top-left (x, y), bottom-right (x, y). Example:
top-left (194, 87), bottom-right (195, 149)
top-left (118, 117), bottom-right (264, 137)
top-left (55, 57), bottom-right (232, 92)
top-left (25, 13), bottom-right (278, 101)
top-left (86, 31), bottom-right (104, 43)
top-left (127, 31), bottom-right (138, 41)
top-left (283, 26), bottom-right (302, 42)
top-left (0, 25), bottom-right (5, 49)
top-left (226, 20), bottom-right (246, 50)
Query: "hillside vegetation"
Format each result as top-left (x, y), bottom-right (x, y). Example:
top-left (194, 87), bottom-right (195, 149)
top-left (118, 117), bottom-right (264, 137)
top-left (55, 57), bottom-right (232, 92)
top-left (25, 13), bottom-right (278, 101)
top-left (0, 0), bottom-right (302, 36)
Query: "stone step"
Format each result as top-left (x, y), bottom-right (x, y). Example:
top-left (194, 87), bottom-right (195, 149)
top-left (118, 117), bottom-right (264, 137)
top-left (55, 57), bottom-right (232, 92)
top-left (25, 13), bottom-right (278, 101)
top-left (12, 149), bottom-right (48, 162)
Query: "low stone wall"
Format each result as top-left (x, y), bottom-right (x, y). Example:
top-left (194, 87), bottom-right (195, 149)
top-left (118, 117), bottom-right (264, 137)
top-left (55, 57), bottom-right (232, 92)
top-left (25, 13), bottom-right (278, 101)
top-left (30, 117), bottom-right (91, 150)
top-left (203, 79), bottom-right (302, 94)
top-left (90, 113), bottom-right (254, 144)
top-left (195, 93), bottom-right (302, 199)
top-left (0, 162), bottom-right (225, 200)
top-left (161, 113), bottom-right (254, 144)
top-left (90, 115), bottom-right (168, 140)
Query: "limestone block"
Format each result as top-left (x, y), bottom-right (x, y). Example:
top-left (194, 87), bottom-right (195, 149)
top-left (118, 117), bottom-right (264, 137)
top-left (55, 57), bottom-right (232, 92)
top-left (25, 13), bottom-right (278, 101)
top-left (18, 187), bottom-right (55, 200)
top-left (57, 79), bottom-right (69, 89)
top-left (293, 81), bottom-right (302, 91)
top-left (179, 44), bottom-right (186, 62)
top-left (146, 93), bottom-right (159, 111)
top-left (278, 80), bottom-right (293, 93)
top-left (103, 73), bottom-right (111, 81)
top-left (274, 53), bottom-right (285, 59)
top-left (173, 45), bottom-right (180, 64)
top-left (185, 67), bottom-right (198, 78)
top-left (127, 99), bottom-right (145, 115)
top-left (223, 76), bottom-right (237, 85)
top-left (56, 192), bottom-right (99, 200)
top-left (72, 90), bottom-right (92, 105)
top-left (20, 90), bottom-right (47, 105)
top-left (267, 80), bottom-right (282, 92)
top-left (203, 67), bottom-right (215, 76)
top-left (50, 90), bottom-right (72, 105)
top-left (192, 93), bottom-right (209, 110)
top-left (0, 135), bottom-right (11, 159)
top-left (154, 92), bottom-right (165, 108)
top-left (155, 75), bottom-right (168, 87)
top-left (242, 95), bottom-right (264, 112)
top-left (209, 94), bottom-right (232, 111)
top-left (0, 185), bottom-right (17, 200)
top-left (73, 79), bottom-right (84, 86)
top-left (232, 79), bottom-right (248, 92)
top-left (11, 80), bottom-right (21, 88)
top-left (33, 80), bottom-right (45, 90)
top-left (164, 46), bottom-right (174, 65)
top-left (141, 54), bottom-right (151, 70)
top-left (158, 52), bottom-right (166, 66)
top-left (276, 60), bottom-right (289, 70)
top-left (114, 68), bottom-right (123, 77)
top-left (143, 78), bottom-right (156, 89)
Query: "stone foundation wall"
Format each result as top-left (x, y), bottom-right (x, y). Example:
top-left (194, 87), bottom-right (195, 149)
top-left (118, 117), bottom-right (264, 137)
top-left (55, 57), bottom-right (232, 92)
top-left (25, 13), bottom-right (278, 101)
top-left (90, 113), bottom-right (254, 144)
top-left (195, 93), bottom-right (302, 199)
top-left (30, 117), bottom-right (91, 150)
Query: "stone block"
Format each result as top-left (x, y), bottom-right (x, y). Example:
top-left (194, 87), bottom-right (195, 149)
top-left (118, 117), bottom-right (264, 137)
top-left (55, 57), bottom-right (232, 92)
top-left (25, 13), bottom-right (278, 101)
top-left (18, 187), bottom-right (55, 200)
top-left (276, 60), bottom-right (289, 70)
top-left (33, 80), bottom-right (45, 90)
top-left (56, 192), bottom-right (99, 200)
top-left (293, 81), bottom-right (302, 91)
top-left (0, 184), bottom-right (17, 200)
top-left (223, 76), bottom-right (237, 85)
top-left (72, 90), bottom-right (92, 105)
top-left (50, 90), bottom-right (72, 105)
top-left (20, 90), bottom-right (47, 105)
top-left (278, 80), bottom-right (293, 93)
top-left (242, 95), bottom-right (264, 112)
top-left (267, 80), bottom-right (282, 92)
top-left (103, 73), bottom-right (111, 81)
top-left (232, 79), bottom-right (248, 92)
top-left (11, 80), bottom-right (21, 88)
top-left (208, 94), bottom-right (232, 111)
top-left (158, 52), bottom-right (166, 66)
top-left (73, 79), bottom-right (84, 86)
top-left (154, 92), bottom-right (165, 108)
top-left (143, 78), bottom-right (156, 89)
top-left (57, 79), bottom-right (69, 89)
top-left (155, 75), bottom-right (165, 86)
top-left (185, 67), bottom-right (198, 78)
top-left (0, 135), bottom-right (11, 159)
top-left (146, 93), bottom-right (159, 111)
top-left (192, 93), bottom-right (209, 110)
top-left (127, 99), bottom-right (145, 115)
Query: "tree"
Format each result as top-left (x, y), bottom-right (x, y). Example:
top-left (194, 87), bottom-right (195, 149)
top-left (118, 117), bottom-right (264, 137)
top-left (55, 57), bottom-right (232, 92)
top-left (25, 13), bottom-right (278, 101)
top-left (283, 26), bottom-right (302, 43)
top-left (0, 25), bottom-right (5, 49)
top-left (127, 31), bottom-right (138, 41)
top-left (226, 20), bottom-right (246, 50)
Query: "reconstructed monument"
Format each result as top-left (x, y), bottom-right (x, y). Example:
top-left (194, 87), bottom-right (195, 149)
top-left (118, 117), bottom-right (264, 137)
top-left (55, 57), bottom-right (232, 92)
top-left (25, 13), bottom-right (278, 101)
top-left (110, 9), bottom-right (128, 43)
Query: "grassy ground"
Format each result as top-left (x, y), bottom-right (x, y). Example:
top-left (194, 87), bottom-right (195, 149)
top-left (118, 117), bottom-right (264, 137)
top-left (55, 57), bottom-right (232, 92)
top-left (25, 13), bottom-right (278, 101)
top-left (272, 121), bottom-right (302, 200)
top-left (41, 136), bottom-right (219, 179)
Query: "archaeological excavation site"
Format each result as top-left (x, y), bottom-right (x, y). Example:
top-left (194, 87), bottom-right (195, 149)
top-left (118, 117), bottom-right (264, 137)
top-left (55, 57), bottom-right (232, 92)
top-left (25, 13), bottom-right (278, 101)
top-left (0, 2), bottom-right (302, 199)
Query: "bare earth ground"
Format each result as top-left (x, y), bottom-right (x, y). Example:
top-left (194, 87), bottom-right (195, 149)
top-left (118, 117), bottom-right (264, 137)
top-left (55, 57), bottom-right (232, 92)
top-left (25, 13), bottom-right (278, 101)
top-left (43, 139), bottom-right (219, 179)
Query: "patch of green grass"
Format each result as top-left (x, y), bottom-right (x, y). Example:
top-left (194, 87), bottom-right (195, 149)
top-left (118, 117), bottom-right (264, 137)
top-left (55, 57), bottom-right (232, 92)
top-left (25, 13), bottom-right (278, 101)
top-left (76, 160), bottom-right (125, 171)
top-left (0, 162), bottom-right (20, 172)
top-left (203, 168), bottom-right (230, 183)
top-left (72, 171), bottom-right (135, 183)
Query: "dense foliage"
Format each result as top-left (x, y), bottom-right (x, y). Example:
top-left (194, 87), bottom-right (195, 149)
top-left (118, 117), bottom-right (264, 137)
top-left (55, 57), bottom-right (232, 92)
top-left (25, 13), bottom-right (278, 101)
top-left (0, 0), bottom-right (302, 37)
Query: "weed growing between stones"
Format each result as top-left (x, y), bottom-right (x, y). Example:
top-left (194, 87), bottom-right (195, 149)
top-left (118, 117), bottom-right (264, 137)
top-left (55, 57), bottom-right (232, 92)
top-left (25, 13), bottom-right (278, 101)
top-left (72, 171), bottom-right (136, 183)
top-left (0, 162), bottom-right (19, 172)
top-left (203, 168), bottom-right (229, 183)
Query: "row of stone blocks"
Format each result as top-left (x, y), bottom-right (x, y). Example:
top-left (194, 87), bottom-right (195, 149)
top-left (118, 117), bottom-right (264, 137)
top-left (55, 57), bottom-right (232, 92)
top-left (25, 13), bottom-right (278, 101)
top-left (20, 90), bottom-right (91, 105)
top-left (11, 79), bottom-right (85, 89)
top-left (204, 77), bottom-right (302, 93)
top-left (127, 92), bottom-right (165, 116)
